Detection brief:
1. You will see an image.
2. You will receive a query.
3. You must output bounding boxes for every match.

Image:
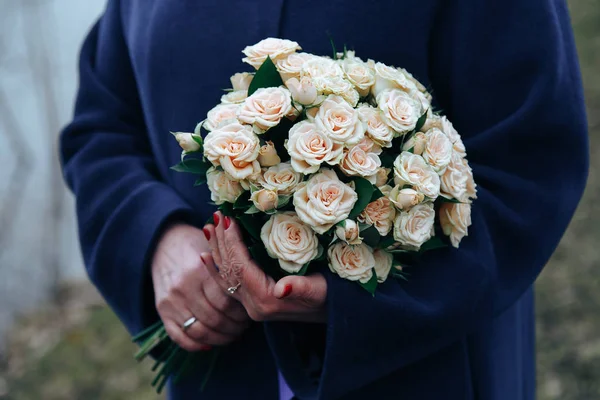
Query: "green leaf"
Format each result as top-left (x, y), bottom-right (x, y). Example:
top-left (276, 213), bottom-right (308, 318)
top-left (315, 245), bottom-right (326, 261)
top-left (247, 56), bottom-right (284, 96)
top-left (237, 213), bottom-right (262, 241)
top-left (378, 235), bottom-right (396, 249)
top-left (277, 195), bottom-right (292, 209)
top-left (415, 109), bottom-right (428, 132)
top-left (218, 202), bottom-right (234, 217)
top-left (348, 177), bottom-right (376, 219)
top-left (194, 177), bottom-right (206, 186)
top-left (244, 205), bottom-right (261, 214)
top-left (292, 262), bottom-right (310, 276)
top-left (437, 196), bottom-right (463, 204)
top-left (361, 226), bottom-right (381, 248)
top-left (358, 271), bottom-right (378, 296)
top-left (191, 134), bottom-right (203, 147)
top-left (358, 222), bottom-right (371, 232)
top-left (170, 158), bottom-right (210, 175)
top-left (233, 191), bottom-right (252, 210)
top-left (419, 236), bottom-right (447, 252)
top-left (370, 187), bottom-right (384, 202)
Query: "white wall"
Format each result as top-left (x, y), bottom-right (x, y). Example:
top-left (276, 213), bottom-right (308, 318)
top-left (0, 0), bottom-right (107, 347)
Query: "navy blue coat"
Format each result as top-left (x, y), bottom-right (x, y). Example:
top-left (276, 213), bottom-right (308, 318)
top-left (60, 0), bottom-right (588, 399)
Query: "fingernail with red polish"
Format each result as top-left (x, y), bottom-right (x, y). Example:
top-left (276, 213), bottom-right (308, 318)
top-left (224, 216), bottom-right (231, 229)
top-left (200, 345), bottom-right (212, 351)
top-left (202, 227), bottom-right (211, 240)
top-left (213, 212), bottom-right (220, 227)
top-left (281, 284), bottom-right (292, 299)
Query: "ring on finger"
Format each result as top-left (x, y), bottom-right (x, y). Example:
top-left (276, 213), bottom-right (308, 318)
top-left (227, 282), bottom-right (241, 295)
top-left (182, 316), bottom-right (197, 331)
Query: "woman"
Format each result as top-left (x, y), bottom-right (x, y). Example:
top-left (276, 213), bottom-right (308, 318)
top-left (60, 0), bottom-right (588, 399)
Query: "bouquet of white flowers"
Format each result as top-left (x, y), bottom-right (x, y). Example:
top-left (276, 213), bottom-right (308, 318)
top-left (134, 37), bottom-right (477, 392)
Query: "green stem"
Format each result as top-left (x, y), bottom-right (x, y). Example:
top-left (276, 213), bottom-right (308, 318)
top-left (132, 320), bottom-right (163, 342)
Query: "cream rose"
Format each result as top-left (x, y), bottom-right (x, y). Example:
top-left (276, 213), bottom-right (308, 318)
top-left (204, 103), bottom-right (240, 131)
top-left (440, 116), bottom-right (466, 157)
top-left (315, 95), bottom-right (365, 145)
top-left (327, 242), bottom-right (375, 283)
top-left (174, 132), bottom-right (201, 153)
top-left (261, 212), bottom-right (320, 273)
top-left (402, 131), bottom-right (427, 155)
top-left (375, 167), bottom-right (391, 187)
top-left (342, 59), bottom-right (376, 97)
top-left (371, 61), bottom-right (416, 98)
top-left (439, 203), bottom-right (472, 248)
top-left (440, 152), bottom-right (476, 203)
top-left (285, 77), bottom-right (318, 106)
top-left (301, 57), bottom-right (344, 80)
top-left (276, 52), bottom-right (314, 81)
top-left (357, 104), bottom-right (395, 147)
top-left (238, 87), bottom-right (293, 133)
top-left (230, 72), bottom-right (254, 91)
top-left (423, 128), bottom-right (453, 173)
top-left (373, 249), bottom-right (393, 283)
top-left (285, 121), bottom-right (344, 174)
top-left (335, 219), bottom-right (362, 245)
top-left (398, 67), bottom-right (428, 94)
top-left (259, 162), bottom-right (303, 195)
top-left (221, 90), bottom-right (248, 104)
top-left (356, 136), bottom-right (383, 155)
top-left (293, 169), bottom-right (358, 234)
top-left (339, 146), bottom-right (382, 183)
top-left (357, 196), bottom-right (396, 236)
top-left (388, 185), bottom-right (425, 210)
top-left (206, 167), bottom-right (246, 205)
top-left (203, 123), bottom-right (261, 180)
top-left (314, 76), bottom-right (360, 107)
top-left (251, 189), bottom-right (279, 212)
top-left (377, 89), bottom-right (423, 135)
top-left (393, 151), bottom-right (440, 200)
top-left (242, 38), bottom-right (301, 69)
top-left (257, 141), bottom-right (281, 167)
top-left (393, 203), bottom-right (435, 249)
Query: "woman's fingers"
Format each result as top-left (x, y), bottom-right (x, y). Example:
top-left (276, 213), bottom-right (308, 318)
top-left (202, 224), bottom-right (222, 267)
top-left (163, 319), bottom-right (209, 352)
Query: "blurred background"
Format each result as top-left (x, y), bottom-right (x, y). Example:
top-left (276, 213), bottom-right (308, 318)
top-left (0, 0), bottom-right (598, 399)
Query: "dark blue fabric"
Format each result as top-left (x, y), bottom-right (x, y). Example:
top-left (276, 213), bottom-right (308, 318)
top-left (59, 0), bottom-right (588, 399)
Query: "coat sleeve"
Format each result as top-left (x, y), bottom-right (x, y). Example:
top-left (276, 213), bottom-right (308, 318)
top-left (59, 1), bottom-right (196, 335)
top-left (312, 0), bottom-right (588, 397)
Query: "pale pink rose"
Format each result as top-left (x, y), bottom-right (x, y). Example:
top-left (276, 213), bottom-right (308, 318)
top-left (327, 242), bottom-right (375, 283)
top-left (423, 128), bottom-right (453, 174)
top-left (440, 152), bottom-right (476, 203)
top-left (204, 104), bottom-right (240, 131)
top-left (439, 116), bottom-right (466, 157)
top-left (370, 61), bottom-right (417, 98)
top-left (314, 76), bottom-right (360, 107)
top-left (388, 185), bottom-right (425, 210)
top-left (357, 196), bottom-right (396, 236)
top-left (357, 104), bottom-right (395, 147)
top-left (335, 219), bottom-right (362, 245)
top-left (402, 132), bottom-right (427, 155)
top-left (293, 169), bottom-right (358, 234)
top-left (174, 132), bottom-right (201, 153)
top-left (398, 67), bottom-right (428, 94)
top-left (342, 59), bottom-right (376, 97)
top-left (356, 136), bottom-right (383, 155)
top-left (285, 121), bottom-right (344, 174)
top-left (276, 52), bottom-right (315, 81)
top-left (377, 89), bottom-right (423, 135)
top-left (375, 167), bottom-right (391, 187)
top-left (203, 123), bottom-right (261, 180)
top-left (373, 249), bottom-right (393, 283)
top-left (393, 152), bottom-right (440, 200)
top-left (393, 203), bottom-right (435, 249)
top-left (257, 141), bottom-right (281, 167)
top-left (221, 90), bottom-right (248, 104)
top-left (259, 162), bottom-right (303, 195)
top-left (439, 203), bottom-right (472, 248)
top-left (206, 167), bottom-right (246, 205)
top-left (242, 38), bottom-right (301, 69)
top-left (238, 87), bottom-right (293, 133)
top-left (315, 95), bottom-right (365, 145)
top-left (261, 212), bottom-right (320, 273)
top-left (285, 77), bottom-right (318, 105)
top-left (251, 189), bottom-right (279, 212)
top-left (301, 57), bottom-right (344, 80)
top-left (339, 146), bottom-right (382, 183)
top-left (230, 72), bottom-right (254, 91)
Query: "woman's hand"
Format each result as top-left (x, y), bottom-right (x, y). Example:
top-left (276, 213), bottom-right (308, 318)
top-left (151, 222), bottom-right (250, 351)
top-left (202, 212), bottom-right (327, 323)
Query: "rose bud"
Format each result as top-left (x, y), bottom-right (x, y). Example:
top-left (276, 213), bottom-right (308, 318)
top-left (285, 77), bottom-right (318, 106)
top-left (174, 132), bottom-right (201, 152)
top-left (230, 72), bottom-right (253, 91)
top-left (402, 131), bottom-right (427, 155)
top-left (257, 141), bottom-right (281, 167)
top-left (389, 185), bottom-right (425, 210)
top-left (335, 219), bottom-right (362, 245)
top-left (375, 167), bottom-right (391, 187)
top-left (251, 189), bottom-right (279, 212)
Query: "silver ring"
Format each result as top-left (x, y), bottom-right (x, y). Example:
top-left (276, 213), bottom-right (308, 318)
top-left (227, 283), bottom-right (241, 295)
top-left (182, 316), bottom-right (197, 331)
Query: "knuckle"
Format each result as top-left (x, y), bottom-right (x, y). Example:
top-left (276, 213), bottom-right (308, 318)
top-left (249, 301), bottom-right (275, 322)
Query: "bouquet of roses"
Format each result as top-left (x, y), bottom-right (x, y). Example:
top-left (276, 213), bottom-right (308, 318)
top-left (133, 37), bottom-right (477, 392)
